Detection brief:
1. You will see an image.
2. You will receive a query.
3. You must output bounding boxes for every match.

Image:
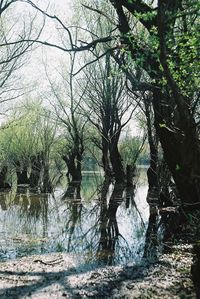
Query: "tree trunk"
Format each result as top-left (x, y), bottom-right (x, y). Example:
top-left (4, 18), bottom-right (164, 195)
top-left (109, 135), bottom-right (125, 183)
top-left (144, 99), bottom-right (159, 189)
top-left (63, 146), bottom-right (83, 183)
top-left (0, 166), bottom-right (10, 189)
top-left (76, 149), bottom-right (83, 182)
top-left (63, 152), bottom-right (77, 181)
top-left (126, 164), bottom-right (136, 187)
top-left (41, 163), bottom-right (52, 193)
top-left (102, 136), bottom-right (112, 178)
top-left (143, 206), bottom-right (159, 261)
top-left (16, 164), bottom-right (30, 185)
top-left (63, 181), bottom-right (81, 200)
top-left (30, 153), bottom-right (42, 188)
top-left (156, 0), bottom-right (200, 207)
top-left (153, 89), bottom-right (200, 207)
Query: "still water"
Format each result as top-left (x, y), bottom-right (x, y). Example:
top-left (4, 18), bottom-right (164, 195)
top-left (0, 170), bottom-right (149, 267)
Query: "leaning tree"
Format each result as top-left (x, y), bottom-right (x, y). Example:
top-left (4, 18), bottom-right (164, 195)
top-left (105, 0), bottom-right (200, 208)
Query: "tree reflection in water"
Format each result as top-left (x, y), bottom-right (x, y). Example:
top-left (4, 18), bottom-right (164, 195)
top-left (95, 176), bottom-right (147, 265)
top-left (62, 181), bottom-right (81, 201)
top-left (143, 187), bottom-right (181, 262)
top-left (0, 173), bottom-right (148, 265)
top-left (0, 189), bottom-right (49, 259)
top-left (62, 182), bottom-right (83, 252)
top-left (143, 205), bottom-right (159, 261)
top-left (59, 177), bottom-right (144, 266)
top-left (0, 193), bottom-right (7, 211)
top-left (0, 188), bottom-right (48, 222)
top-left (97, 181), bottom-right (125, 265)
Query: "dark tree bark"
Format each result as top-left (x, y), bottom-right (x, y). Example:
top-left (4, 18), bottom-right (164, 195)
top-left (29, 153), bottom-right (42, 188)
top-left (62, 109), bottom-right (84, 184)
top-left (109, 0), bottom-right (200, 207)
top-left (102, 135), bottom-right (112, 178)
top-left (62, 143), bottom-right (83, 183)
top-left (0, 166), bottom-right (10, 189)
top-left (153, 89), bottom-right (200, 207)
top-left (144, 98), bottom-right (159, 190)
top-left (97, 181), bottom-right (124, 265)
top-left (41, 162), bottom-right (52, 193)
top-left (17, 168), bottom-right (30, 185)
top-left (109, 133), bottom-right (125, 183)
top-left (126, 164), bottom-right (136, 188)
top-left (63, 181), bottom-right (81, 200)
top-left (143, 206), bottom-right (159, 261)
top-left (15, 161), bottom-right (30, 185)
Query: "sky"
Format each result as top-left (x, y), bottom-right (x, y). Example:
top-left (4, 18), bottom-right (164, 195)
top-left (1, 0), bottom-right (73, 116)
top-left (1, 0), bottom-right (141, 136)
top-left (12, 0), bottom-right (74, 99)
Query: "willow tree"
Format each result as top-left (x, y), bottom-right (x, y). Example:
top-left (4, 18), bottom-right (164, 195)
top-left (45, 48), bottom-right (86, 183)
top-left (18, 0), bottom-right (200, 206)
top-left (100, 0), bottom-right (200, 207)
top-left (0, 0), bottom-right (44, 188)
top-left (0, 101), bottom-right (57, 191)
top-left (0, 0), bottom-right (44, 102)
top-left (79, 0), bottom-right (200, 206)
top-left (81, 52), bottom-right (136, 183)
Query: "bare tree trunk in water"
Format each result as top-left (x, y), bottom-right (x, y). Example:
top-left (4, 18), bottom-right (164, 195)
top-left (109, 133), bottom-right (125, 183)
top-left (0, 166), bottom-right (10, 189)
top-left (102, 135), bottom-right (112, 178)
top-left (63, 147), bottom-right (83, 183)
top-left (15, 161), bottom-right (30, 185)
top-left (30, 153), bottom-right (42, 188)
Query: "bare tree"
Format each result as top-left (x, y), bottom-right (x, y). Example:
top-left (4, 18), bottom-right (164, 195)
top-left (45, 47), bottom-right (87, 183)
top-left (81, 52), bottom-right (137, 183)
top-left (0, 1), bottom-right (44, 103)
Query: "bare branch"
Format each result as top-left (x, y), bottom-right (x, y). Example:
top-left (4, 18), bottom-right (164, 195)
top-left (73, 46), bottom-right (118, 76)
top-left (82, 4), bottom-right (117, 27)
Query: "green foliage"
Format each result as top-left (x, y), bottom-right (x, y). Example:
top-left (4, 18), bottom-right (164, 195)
top-left (176, 164), bottom-right (181, 171)
top-left (135, 11), bottom-right (157, 22)
top-left (56, 242), bottom-right (65, 252)
top-left (168, 29), bottom-right (200, 97)
top-left (159, 123), bottom-right (167, 128)
top-left (0, 100), bottom-right (59, 173)
top-left (111, 0), bottom-right (199, 99)
top-left (119, 135), bottom-right (148, 166)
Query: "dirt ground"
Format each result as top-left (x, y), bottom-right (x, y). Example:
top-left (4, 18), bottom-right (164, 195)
top-left (0, 244), bottom-right (196, 298)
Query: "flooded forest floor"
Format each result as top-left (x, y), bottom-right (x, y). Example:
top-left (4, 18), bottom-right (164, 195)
top-left (0, 243), bottom-right (196, 298)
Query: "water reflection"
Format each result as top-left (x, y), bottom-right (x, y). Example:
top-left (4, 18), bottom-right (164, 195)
top-left (61, 182), bottom-right (83, 253)
top-left (97, 182), bottom-right (124, 264)
top-left (143, 187), bottom-right (181, 261)
top-left (0, 172), bottom-right (149, 266)
top-left (143, 205), bottom-right (159, 261)
top-left (0, 193), bottom-right (7, 211)
top-left (62, 181), bottom-right (81, 200)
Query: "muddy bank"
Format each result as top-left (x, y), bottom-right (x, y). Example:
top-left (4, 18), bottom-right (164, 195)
top-left (0, 244), bottom-right (195, 298)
